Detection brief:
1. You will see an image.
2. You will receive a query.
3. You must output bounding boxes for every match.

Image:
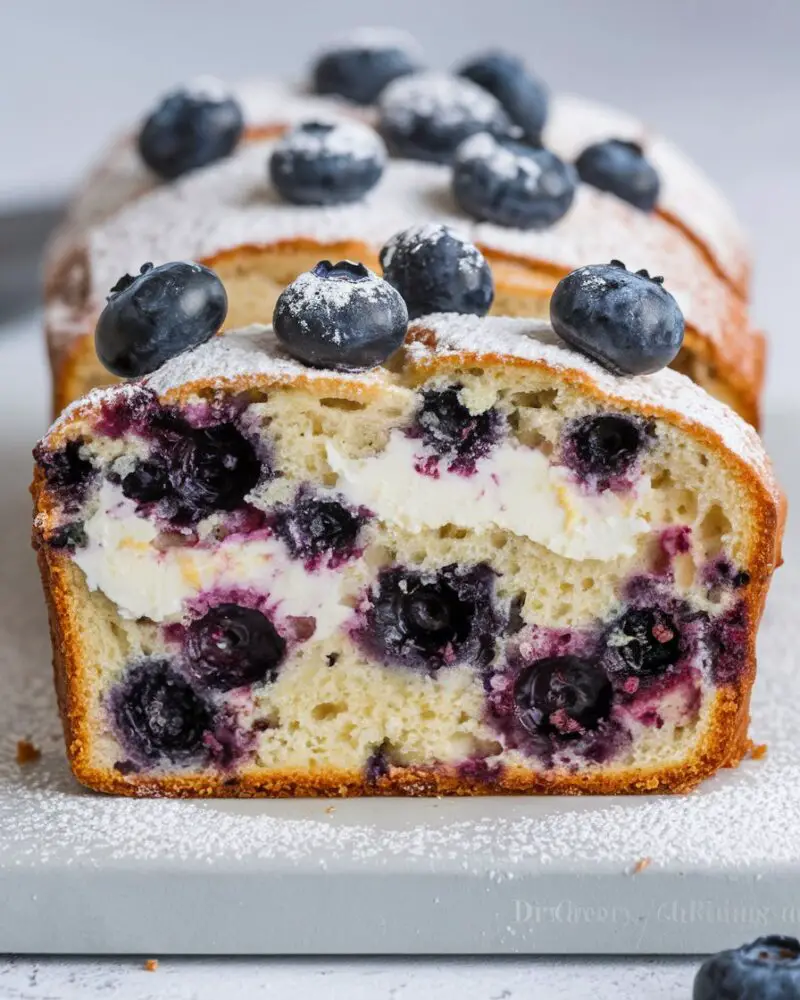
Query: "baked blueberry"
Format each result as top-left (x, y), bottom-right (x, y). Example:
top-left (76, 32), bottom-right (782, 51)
top-left (514, 656), bottom-right (613, 737)
top-left (413, 385), bottom-right (503, 472)
top-left (693, 936), bottom-right (800, 1000)
top-left (359, 564), bottom-right (497, 671)
top-left (379, 224), bottom-right (494, 320)
top-left (458, 50), bottom-right (548, 143)
top-left (170, 424), bottom-right (261, 520)
top-left (186, 604), bottom-right (286, 691)
top-left (378, 72), bottom-right (512, 163)
top-left (311, 27), bottom-right (422, 105)
top-left (273, 487), bottom-right (368, 566)
top-left (562, 413), bottom-right (650, 486)
top-left (138, 81), bottom-right (244, 180)
top-left (95, 261), bottom-right (228, 378)
top-left (576, 139), bottom-right (660, 212)
top-left (121, 460), bottom-right (171, 505)
top-left (453, 132), bottom-right (576, 229)
top-left (605, 608), bottom-right (681, 678)
top-left (550, 260), bottom-right (685, 375)
top-left (269, 121), bottom-right (386, 206)
top-left (110, 659), bottom-right (214, 766)
top-left (273, 260), bottom-right (408, 370)
top-left (36, 438), bottom-right (95, 511)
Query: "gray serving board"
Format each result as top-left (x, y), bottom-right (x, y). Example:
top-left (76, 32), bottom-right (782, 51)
top-left (1, 316), bottom-right (799, 956)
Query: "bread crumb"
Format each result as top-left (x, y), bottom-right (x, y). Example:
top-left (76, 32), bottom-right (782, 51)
top-left (325, 805), bottom-right (336, 815)
top-left (749, 742), bottom-right (768, 760)
top-left (144, 959), bottom-right (159, 972)
top-left (631, 857), bottom-right (652, 875)
top-left (16, 740), bottom-right (41, 765)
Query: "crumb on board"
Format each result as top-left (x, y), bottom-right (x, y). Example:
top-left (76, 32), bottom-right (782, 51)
top-left (325, 805), bottom-right (336, 815)
top-left (631, 857), bottom-right (652, 875)
top-left (144, 959), bottom-right (159, 972)
top-left (15, 739), bottom-right (41, 765)
top-left (748, 742), bottom-right (768, 760)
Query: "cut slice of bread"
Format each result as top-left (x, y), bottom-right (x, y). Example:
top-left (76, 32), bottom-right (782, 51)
top-left (32, 316), bottom-right (783, 797)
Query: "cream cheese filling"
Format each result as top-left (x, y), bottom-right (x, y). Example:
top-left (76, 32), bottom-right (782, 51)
top-left (327, 432), bottom-right (653, 561)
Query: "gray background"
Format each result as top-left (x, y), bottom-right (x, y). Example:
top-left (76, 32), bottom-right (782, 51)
top-left (3, 0), bottom-right (799, 397)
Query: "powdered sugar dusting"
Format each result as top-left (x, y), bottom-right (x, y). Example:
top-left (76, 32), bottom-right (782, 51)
top-left (456, 132), bottom-right (542, 187)
top-left (74, 137), bottom-right (739, 366)
top-left (379, 72), bottom-right (509, 135)
top-left (546, 93), bottom-right (749, 288)
top-left (276, 119), bottom-right (386, 162)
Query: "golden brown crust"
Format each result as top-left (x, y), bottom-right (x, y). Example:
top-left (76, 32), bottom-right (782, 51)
top-left (48, 235), bottom-right (764, 427)
top-left (32, 338), bottom-right (784, 797)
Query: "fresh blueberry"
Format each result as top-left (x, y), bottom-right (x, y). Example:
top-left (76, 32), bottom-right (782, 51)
top-left (95, 261), bottom-right (228, 378)
top-left (379, 224), bottom-right (494, 320)
top-left (378, 72), bottom-right (512, 164)
top-left (185, 604), bottom-right (286, 691)
top-left (694, 936), bottom-right (800, 1000)
top-left (576, 139), bottom-right (660, 212)
top-left (170, 424), bottom-right (261, 520)
top-left (561, 413), bottom-right (651, 486)
top-left (273, 260), bottom-right (408, 370)
top-left (311, 27), bottom-right (422, 105)
top-left (514, 656), bottom-right (613, 737)
top-left (453, 132), bottom-right (577, 229)
top-left (269, 121), bottom-right (386, 206)
top-left (550, 260), bottom-right (685, 375)
top-left (358, 563), bottom-right (498, 671)
top-left (605, 608), bottom-right (681, 678)
top-left (413, 385), bottom-right (503, 473)
top-left (36, 438), bottom-right (95, 511)
top-left (458, 50), bottom-right (548, 143)
top-left (138, 82), bottom-right (244, 180)
top-left (109, 659), bottom-right (214, 766)
top-left (273, 487), bottom-right (368, 566)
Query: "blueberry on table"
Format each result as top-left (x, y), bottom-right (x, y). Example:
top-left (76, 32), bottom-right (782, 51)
top-left (273, 260), bottom-right (408, 370)
top-left (269, 120), bottom-right (386, 205)
top-left (378, 72), bottom-right (512, 164)
top-left (186, 604), bottom-right (286, 691)
top-left (311, 27), bottom-right (422, 105)
top-left (95, 261), bottom-right (228, 378)
top-left (693, 936), bottom-right (800, 1000)
top-left (550, 260), bottom-right (685, 375)
top-left (110, 660), bottom-right (214, 766)
top-left (379, 224), bottom-right (494, 320)
top-left (138, 82), bottom-right (244, 180)
top-left (514, 656), bottom-right (613, 737)
top-left (576, 139), bottom-right (660, 212)
top-left (452, 132), bottom-right (577, 229)
top-left (458, 49), bottom-right (548, 143)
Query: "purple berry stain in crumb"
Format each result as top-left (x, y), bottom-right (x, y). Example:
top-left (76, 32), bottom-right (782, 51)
top-left (35, 438), bottom-right (96, 512)
top-left (355, 563), bottom-right (500, 672)
top-left (708, 600), bottom-right (749, 685)
top-left (271, 486), bottom-right (371, 570)
top-left (457, 756), bottom-right (504, 784)
top-left (203, 703), bottom-right (257, 771)
top-left (409, 385), bottom-right (504, 476)
top-left (365, 740), bottom-right (394, 783)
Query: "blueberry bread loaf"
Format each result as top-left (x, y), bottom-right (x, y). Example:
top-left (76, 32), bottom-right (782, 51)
top-left (33, 258), bottom-right (782, 797)
top-left (45, 37), bottom-right (761, 423)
